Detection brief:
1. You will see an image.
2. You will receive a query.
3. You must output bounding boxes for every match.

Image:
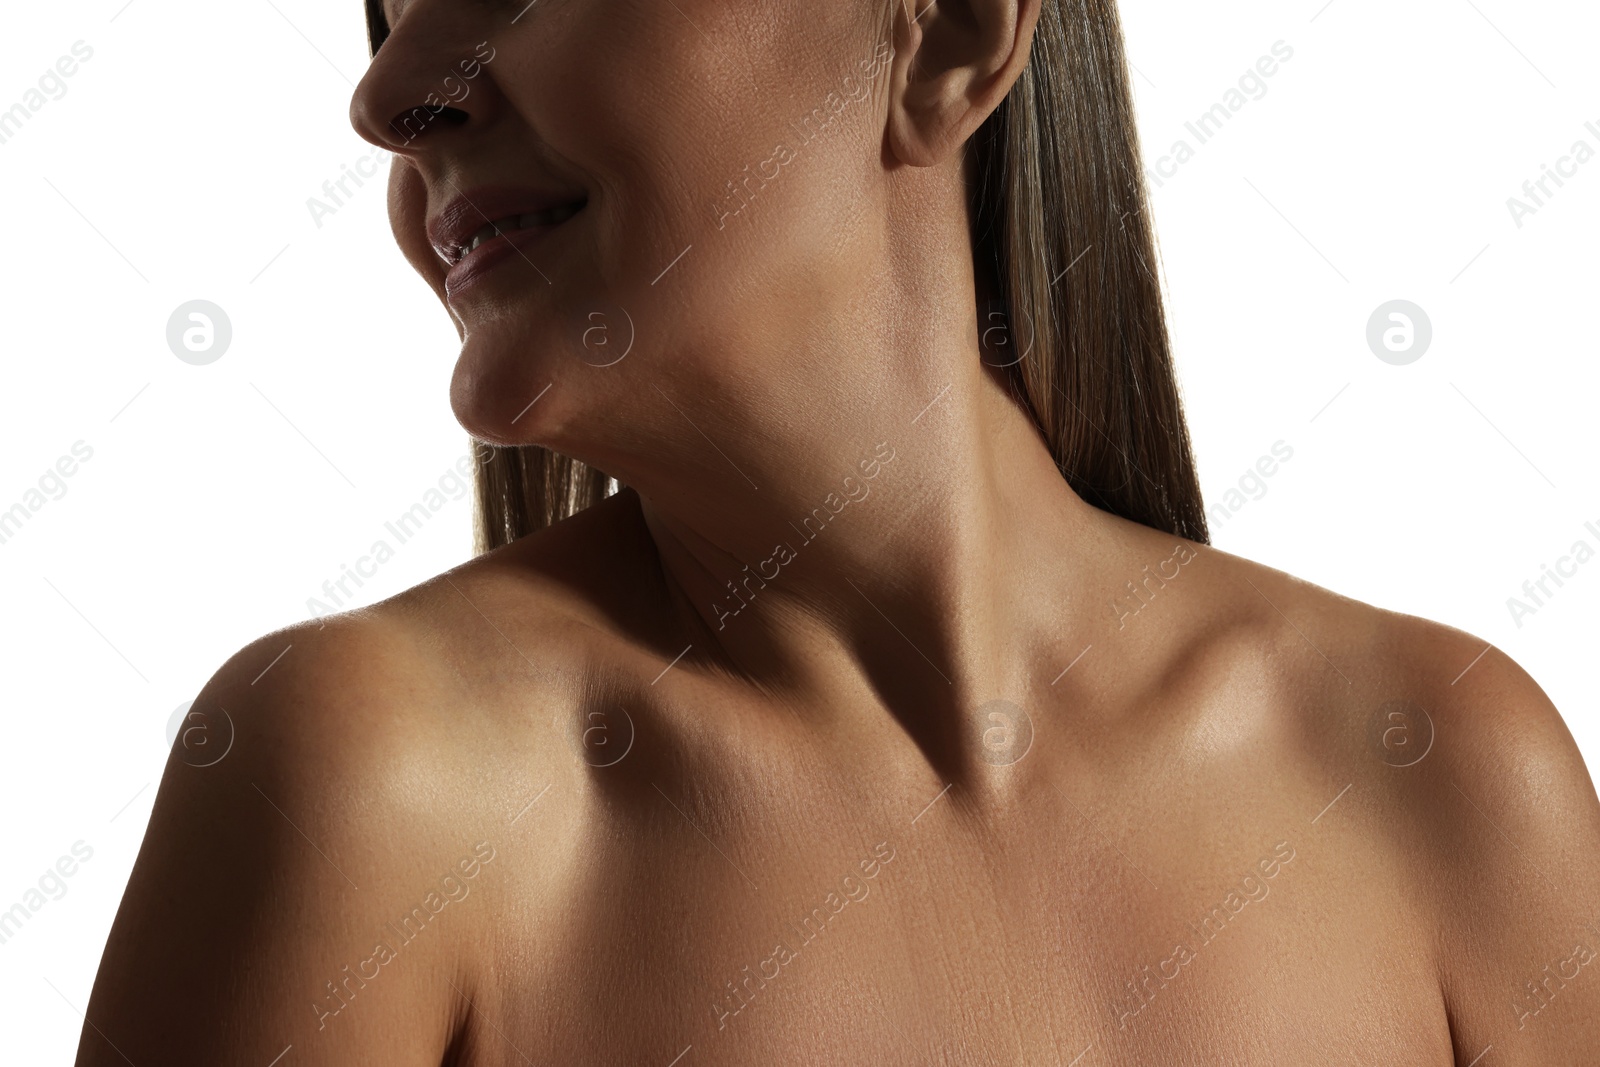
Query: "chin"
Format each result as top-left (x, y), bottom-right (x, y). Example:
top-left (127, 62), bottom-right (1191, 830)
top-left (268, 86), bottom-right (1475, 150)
top-left (448, 331), bottom-right (567, 448)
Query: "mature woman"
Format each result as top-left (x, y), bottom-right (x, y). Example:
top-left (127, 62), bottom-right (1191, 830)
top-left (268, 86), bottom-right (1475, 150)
top-left (78, 0), bottom-right (1600, 1063)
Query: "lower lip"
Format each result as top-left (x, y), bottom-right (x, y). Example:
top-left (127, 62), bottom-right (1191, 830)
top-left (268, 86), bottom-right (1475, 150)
top-left (444, 209), bottom-right (582, 299)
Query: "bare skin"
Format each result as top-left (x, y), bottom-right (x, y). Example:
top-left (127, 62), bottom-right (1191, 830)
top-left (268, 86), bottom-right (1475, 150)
top-left (77, 0), bottom-right (1600, 1063)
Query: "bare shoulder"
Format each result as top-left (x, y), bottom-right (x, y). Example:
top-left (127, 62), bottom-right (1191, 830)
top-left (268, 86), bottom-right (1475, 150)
top-left (1189, 542), bottom-right (1600, 1060)
top-left (1370, 611), bottom-right (1600, 1060)
top-left (376, 486), bottom-right (679, 685)
top-left (1191, 541), bottom-right (1598, 848)
top-left (206, 491), bottom-right (668, 816)
top-left (169, 486), bottom-right (663, 833)
top-left (77, 611), bottom-right (483, 1063)
top-left (77, 499), bottom-right (661, 1065)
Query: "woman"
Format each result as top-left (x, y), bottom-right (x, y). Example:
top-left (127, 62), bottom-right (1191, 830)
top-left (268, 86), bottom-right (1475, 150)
top-left (78, 0), bottom-right (1600, 1063)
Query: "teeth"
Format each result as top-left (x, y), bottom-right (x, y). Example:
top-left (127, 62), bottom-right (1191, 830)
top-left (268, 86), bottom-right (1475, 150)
top-left (457, 203), bottom-right (583, 261)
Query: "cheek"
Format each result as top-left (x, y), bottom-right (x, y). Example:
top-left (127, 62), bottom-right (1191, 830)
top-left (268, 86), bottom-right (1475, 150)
top-left (554, 17), bottom-right (852, 330)
top-left (538, 1), bottom-right (847, 266)
top-left (533, 22), bottom-right (728, 271)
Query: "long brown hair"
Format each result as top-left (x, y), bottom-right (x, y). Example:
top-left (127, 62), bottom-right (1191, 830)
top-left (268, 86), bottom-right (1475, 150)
top-left (364, 0), bottom-right (1209, 554)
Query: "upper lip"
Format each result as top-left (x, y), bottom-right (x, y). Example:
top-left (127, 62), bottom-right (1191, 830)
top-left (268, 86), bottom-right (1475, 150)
top-left (427, 185), bottom-right (588, 266)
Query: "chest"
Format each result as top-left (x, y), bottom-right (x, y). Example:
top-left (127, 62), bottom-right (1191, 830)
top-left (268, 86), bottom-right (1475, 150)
top-left (456, 766), bottom-right (1456, 1067)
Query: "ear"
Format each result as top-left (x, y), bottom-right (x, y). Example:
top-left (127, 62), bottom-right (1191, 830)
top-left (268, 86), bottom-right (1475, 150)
top-left (886, 0), bottom-right (1041, 168)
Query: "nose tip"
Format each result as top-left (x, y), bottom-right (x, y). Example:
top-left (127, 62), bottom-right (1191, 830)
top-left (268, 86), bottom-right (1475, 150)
top-left (347, 12), bottom-right (499, 154)
top-left (350, 59), bottom-right (434, 153)
top-left (348, 91), bottom-right (387, 150)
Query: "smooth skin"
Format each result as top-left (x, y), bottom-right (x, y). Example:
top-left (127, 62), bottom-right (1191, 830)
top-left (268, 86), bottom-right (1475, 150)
top-left (78, 0), bottom-right (1600, 1063)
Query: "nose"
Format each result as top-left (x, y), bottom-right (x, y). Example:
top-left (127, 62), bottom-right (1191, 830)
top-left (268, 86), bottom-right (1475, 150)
top-left (349, 2), bottom-right (502, 155)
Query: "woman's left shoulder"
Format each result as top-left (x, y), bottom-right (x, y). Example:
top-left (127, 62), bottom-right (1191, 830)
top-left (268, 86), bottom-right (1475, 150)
top-left (1193, 544), bottom-right (1585, 770)
top-left (1192, 544), bottom-right (1598, 872)
top-left (1378, 620), bottom-right (1600, 1055)
top-left (1350, 601), bottom-right (1593, 809)
top-left (1227, 547), bottom-right (1597, 819)
top-left (1269, 580), bottom-right (1600, 1056)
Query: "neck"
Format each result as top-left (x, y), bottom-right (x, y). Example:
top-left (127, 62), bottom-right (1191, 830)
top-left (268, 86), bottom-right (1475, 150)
top-left (629, 346), bottom-right (1111, 752)
top-left (536, 175), bottom-right (1128, 774)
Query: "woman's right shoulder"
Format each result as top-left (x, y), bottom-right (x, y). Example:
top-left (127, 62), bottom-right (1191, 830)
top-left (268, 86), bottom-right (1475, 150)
top-left (188, 490), bottom-right (666, 782)
top-left (198, 557), bottom-right (584, 770)
top-left (248, 485), bottom-right (646, 699)
top-left (80, 563), bottom-right (590, 1064)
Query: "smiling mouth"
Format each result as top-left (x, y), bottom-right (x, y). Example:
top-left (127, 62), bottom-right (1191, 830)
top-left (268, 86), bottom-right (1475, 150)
top-left (446, 201), bottom-right (585, 265)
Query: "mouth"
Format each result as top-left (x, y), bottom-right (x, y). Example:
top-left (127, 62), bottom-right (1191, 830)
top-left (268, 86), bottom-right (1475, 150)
top-left (427, 187), bottom-right (588, 298)
top-left (443, 202), bottom-right (585, 266)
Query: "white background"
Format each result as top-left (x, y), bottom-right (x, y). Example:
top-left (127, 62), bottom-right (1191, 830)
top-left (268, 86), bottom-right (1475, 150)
top-left (1, 0), bottom-right (1595, 1060)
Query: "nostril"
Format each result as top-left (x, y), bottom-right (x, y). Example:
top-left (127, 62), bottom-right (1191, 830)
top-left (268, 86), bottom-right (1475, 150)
top-left (386, 104), bottom-right (471, 148)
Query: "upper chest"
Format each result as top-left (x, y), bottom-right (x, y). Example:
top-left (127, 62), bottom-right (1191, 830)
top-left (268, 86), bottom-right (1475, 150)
top-left (446, 728), bottom-right (1456, 1067)
top-left (426, 602), bottom-right (1454, 1065)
